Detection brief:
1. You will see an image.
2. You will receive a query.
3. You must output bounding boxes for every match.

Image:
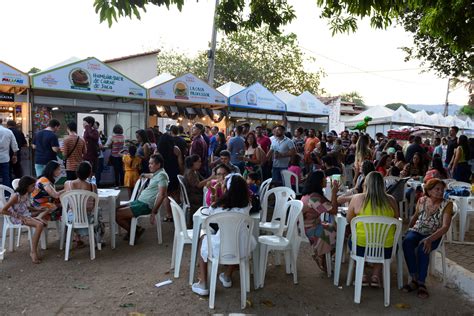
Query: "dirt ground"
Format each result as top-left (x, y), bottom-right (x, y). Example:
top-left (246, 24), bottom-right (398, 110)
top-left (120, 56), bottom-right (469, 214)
top-left (1, 220), bottom-right (474, 316)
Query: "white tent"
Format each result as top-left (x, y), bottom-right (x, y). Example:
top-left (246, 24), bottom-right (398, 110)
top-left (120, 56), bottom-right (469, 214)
top-left (413, 110), bottom-right (434, 126)
top-left (391, 106), bottom-right (415, 124)
top-left (455, 116), bottom-right (467, 129)
top-left (287, 91), bottom-right (330, 116)
top-left (142, 73), bottom-right (174, 89)
top-left (443, 115), bottom-right (455, 127)
top-left (275, 90), bottom-right (296, 104)
top-left (430, 113), bottom-right (445, 127)
top-left (345, 105), bottom-right (395, 125)
top-left (466, 117), bottom-right (474, 130)
top-left (217, 81), bottom-right (245, 97)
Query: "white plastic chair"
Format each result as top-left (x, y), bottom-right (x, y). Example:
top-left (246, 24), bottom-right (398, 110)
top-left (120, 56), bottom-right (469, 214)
top-left (177, 175), bottom-right (190, 211)
top-left (447, 181), bottom-right (474, 241)
top-left (447, 181), bottom-right (471, 190)
top-left (281, 170), bottom-right (301, 196)
top-left (128, 179), bottom-right (162, 246)
top-left (11, 179), bottom-right (59, 250)
top-left (345, 216), bottom-right (402, 307)
top-left (258, 200), bottom-right (304, 288)
top-left (60, 190), bottom-right (99, 261)
top-left (169, 197), bottom-right (194, 278)
top-left (259, 178), bottom-right (272, 199)
top-left (259, 187), bottom-right (295, 234)
top-left (0, 185), bottom-right (34, 256)
top-left (204, 212), bottom-right (254, 309)
top-left (120, 177), bottom-right (147, 206)
top-left (203, 186), bottom-right (209, 207)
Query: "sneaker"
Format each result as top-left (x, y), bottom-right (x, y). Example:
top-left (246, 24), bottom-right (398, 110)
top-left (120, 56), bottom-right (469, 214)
top-left (192, 282), bottom-right (209, 296)
top-left (219, 272), bottom-right (232, 288)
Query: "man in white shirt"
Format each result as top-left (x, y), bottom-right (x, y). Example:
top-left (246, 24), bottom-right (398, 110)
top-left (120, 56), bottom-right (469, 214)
top-left (0, 119), bottom-right (19, 187)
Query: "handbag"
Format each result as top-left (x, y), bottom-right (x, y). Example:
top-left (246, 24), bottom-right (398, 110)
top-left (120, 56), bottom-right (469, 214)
top-left (64, 136), bottom-right (80, 168)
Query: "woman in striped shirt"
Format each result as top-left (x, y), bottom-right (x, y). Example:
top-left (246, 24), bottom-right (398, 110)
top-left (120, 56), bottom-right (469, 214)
top-left (106, 124), bottom-right (125, 186)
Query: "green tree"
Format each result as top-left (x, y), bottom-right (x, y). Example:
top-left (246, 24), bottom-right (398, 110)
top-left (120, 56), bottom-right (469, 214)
top-left (157, 28), bottom-right (324, 95)
top-left (459, 105), bottom-right (474, 117)
top-left (341, 91), bottom-right (366, 109)
top-left (27, 67), bottom-right (41, 74)
top-left (94, 0), bottom-right (473, 79)
top-left (385, 103), bottom-right (416, 113)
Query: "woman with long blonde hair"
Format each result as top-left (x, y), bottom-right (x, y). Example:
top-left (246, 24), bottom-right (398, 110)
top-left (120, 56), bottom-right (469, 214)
top-left (347, 171), bottom-right (399, 287)
top-left (353, 134), bottom-right (373, 186)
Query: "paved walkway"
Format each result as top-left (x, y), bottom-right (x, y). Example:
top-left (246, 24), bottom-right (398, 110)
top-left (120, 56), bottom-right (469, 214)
top-left (446, 221), bottom-right (474, 273)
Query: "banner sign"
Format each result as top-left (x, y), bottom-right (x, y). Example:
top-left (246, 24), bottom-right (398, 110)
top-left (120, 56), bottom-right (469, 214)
top-left (228, 82), bottom-right (285, 112)
top-left (287, 91), bottom-right (329, 115)
top-left (149, 73), bottom-right (226, 106)
top-left (0, 61), bottom-right (29, 88)
top-left (32, 57), bottom-right (146, 99)
top-left (0, 92), bottom-right (14, 102)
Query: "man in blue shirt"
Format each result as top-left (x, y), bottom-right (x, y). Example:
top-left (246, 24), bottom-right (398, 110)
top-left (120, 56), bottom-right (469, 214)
top-left (227, 125), bottom-right (245, 173)
top-left (32, 119), bottom-right (61, 176)
top-left (208, 126), bottom-right (219, 158)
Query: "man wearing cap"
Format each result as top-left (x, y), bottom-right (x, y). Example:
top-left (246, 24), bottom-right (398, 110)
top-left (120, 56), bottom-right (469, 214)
top-left (326, 131), bottom-right (336, 152)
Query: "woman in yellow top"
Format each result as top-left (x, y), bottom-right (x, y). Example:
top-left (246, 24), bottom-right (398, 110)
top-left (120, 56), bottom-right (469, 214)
top-left (347, 171), bottom-right (399, 288)
top-left (449, 134), bottom-right (471, 182)
top-left (123, 145), bottom-right (142, 196)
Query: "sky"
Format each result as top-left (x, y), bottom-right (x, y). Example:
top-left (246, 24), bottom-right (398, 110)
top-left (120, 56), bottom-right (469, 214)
top-left (0, 0), bottom-right (469, 107)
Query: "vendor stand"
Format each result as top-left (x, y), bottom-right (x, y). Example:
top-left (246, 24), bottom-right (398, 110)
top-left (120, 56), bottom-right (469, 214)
top-left (146, 73), bottom-right (227, 132)
top-left (31, 57), bottom-right (147, 184)
top-left (276, 90), bottom-right (330, 131)
top-left (222, 82), bottom-right (286, 131)
top-left (0, 61), bottom-right (31, 175)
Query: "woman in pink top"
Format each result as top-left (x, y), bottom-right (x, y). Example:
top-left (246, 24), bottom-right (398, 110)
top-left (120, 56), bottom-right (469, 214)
top-left (105, 124), bottom-right (125, 186)
top-left (288, 154), bottom-right (303, 185)
top-left (205, 164), bottom-right (231, 206)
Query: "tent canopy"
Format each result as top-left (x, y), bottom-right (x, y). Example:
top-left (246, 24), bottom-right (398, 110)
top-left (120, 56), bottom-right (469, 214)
top-left (413, 110), bottom-right (434, 126)
top-left (147, 73), bottom-right (226, 109)
top-left (391, 106), bottom-right (415, 124)
top-left (345, 105), bottom-right (394, 125)
top-left (275, 90), bottom-right (296, 104)
top-left (217, 81), bottom-right (245, 97)
top-left (32, 57), bottom-right (146, 100)
top-left (287, 91), bottom-right (329, 116)
top-left (0, 61), bottom-right (29, 94)
top-left (142, 73), bottom-right (174, 89)
top-left (228, 82), bottom-right (285, 112)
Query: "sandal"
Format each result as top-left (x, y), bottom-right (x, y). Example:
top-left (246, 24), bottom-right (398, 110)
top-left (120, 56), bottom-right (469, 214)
top-left (370, 275), bottom-right (382, 288)
top-left (402, 281), bottom-right (419, 293)
top-left (417, 284), bottom-right (429, 299)
top-left (312, 254), bottom-right (327, 273)
top-left (362, 274), bottom-right (369, 287)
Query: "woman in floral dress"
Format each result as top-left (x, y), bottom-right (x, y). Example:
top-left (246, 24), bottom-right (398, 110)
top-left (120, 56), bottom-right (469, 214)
top-left (301, 170), bottom-right (340, 272)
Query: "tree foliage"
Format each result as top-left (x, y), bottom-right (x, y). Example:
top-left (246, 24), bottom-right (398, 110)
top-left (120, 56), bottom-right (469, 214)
top-left (385, 103), bottom-right (416, 113)
top-left (341, 91), bottom-right (366, 109)
top-left (459, 105), bottom-right (474, 117)
top-left (94, 0), bottom-right (473, 79)
top-left (156, 28), bottom-right (324, 95)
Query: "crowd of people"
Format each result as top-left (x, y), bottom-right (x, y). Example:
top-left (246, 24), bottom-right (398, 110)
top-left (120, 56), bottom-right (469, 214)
top-left (2, 118), bottom-right (473, 301)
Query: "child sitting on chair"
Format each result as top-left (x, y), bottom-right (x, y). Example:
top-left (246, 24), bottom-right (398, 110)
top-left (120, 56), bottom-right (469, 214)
top-left (2, 176), bottom-right (45, 264)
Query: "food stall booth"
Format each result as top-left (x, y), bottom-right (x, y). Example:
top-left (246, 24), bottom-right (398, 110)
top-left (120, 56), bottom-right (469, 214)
top-left (0, 61), bottom-right (31, 175)
top-left (31, 57), bottom-right (147, 183)
top-left (221, 82), bottom-right (286, 131)
top-left (146, 73), bottom-right (228, 132)
top-left (276, 90), bottom-right (330, 132)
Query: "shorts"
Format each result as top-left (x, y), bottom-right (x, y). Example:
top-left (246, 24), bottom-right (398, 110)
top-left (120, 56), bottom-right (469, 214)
top-left (348, 238), bottom-right (393, 259)
top-left (130, 200), bottom-right (152, 217)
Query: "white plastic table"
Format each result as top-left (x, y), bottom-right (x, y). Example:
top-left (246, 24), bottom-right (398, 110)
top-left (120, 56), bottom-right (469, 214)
top-left (189, 209), bottom-right (261, 289)
top-left (333, 212), bottom-right (404, 289)
top-left (448, 195), bottom-right (474, 242)
top-left (98, 189), bottom-right (121, 249)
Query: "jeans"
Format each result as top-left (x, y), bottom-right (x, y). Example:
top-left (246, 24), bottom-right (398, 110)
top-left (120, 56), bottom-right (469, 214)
top-left (402, 230), bottom-right (441, 284)
top-left (272, 167), bottom-right (287, 185)
top-left (0, 162), bottom-right (10, 188)
top-left (110, 156), bottom-right (124, 186)
top-left (35, 164), bottom-right (45, 177)
top-left (96, 157), bottom-right (104, 186)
